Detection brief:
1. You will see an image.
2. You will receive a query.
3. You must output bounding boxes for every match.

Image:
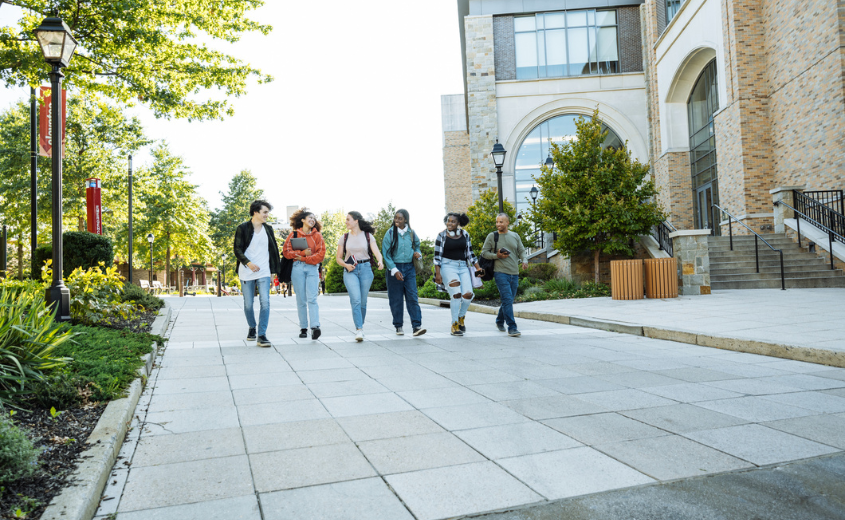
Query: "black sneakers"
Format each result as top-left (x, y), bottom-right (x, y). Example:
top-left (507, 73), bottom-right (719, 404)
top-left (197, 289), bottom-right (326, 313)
top-left (247, 328), bottom-right (257, 341)
top-left (496, 323), bottom-right (506, 332)
top-left (413, 327), bottom-right (426, 337)
top-left (257, 335), bottom-right (271, 347)
top-left (299, 329), bottom-right (307, 338)
top-left (396, 327), bottom-right (404, 336)
top-left (312, 327), bottom-right (321, 340)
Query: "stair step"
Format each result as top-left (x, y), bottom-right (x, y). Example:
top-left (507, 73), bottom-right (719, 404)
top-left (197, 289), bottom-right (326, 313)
top-left (712, 276), bottom-right (845, 290)
top-left (708, 243), bottom-right (801, 252)
top-left (709, 251), bottom-right (815, 261)
top-left (711, 265), bottom-right (838, 276)
top-left (711, 269), bottom-right (844, 281)
top-left (709, 258), bottom-right (827, 269)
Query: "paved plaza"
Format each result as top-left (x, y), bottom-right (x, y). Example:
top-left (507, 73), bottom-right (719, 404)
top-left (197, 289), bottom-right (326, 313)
top-left (96, 293), bottom-right (845, 520)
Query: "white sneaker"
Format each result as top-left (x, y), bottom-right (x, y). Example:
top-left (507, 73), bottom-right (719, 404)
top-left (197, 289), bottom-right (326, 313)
top-left (355, 329), bottom-right (364, 342)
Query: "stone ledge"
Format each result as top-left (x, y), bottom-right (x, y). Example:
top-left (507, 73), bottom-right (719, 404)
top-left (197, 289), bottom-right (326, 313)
top-left (370, 292), bottom-right (844, 368)
top-left (40, 301), bottom-right (171, 520)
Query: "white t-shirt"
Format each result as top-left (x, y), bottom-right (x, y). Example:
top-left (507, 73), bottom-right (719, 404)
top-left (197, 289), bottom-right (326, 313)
top-left (238, 226), bottom-right (271, 281)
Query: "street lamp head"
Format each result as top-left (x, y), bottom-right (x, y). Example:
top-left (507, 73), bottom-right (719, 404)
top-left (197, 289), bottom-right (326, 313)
top-left (544, 153), bottom-right (554, 170)
top-left (33, 17), bottom-right (77, 68)
top-left (530, 186), bottom-right (539, 201)
top-left (222, 253), bottom-right (227, 260)
top-left (490, 141), bottom-right (507, 169)
top-left (146, 233), bottom-right (154, 243)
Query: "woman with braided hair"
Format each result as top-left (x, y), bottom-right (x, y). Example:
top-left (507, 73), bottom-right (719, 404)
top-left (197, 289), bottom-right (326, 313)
top-left (382, 209), bottom-right (426, 337)
top-left (433, 212), bottom-right (484, 336)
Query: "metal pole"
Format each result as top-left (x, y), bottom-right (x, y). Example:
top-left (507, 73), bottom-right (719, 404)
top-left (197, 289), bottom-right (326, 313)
top-left (128, 155), bottom-right (133, 283)
top-left (754, 236), bottom-right (759, 273)
top-left (1, 225), bottom-right (7, 277)
top-left (149, 243), bottom-right (153, 285)
top-left (30, 86), bottom-right (38, 279)
top-left (217, 264), bottom-right (222, 297)
top-left (496, 166), bottom-right (504, 213)
top-left (830, 232), bottom-right (835, 271)
top-left (44, 67), bottom-right (70, 321)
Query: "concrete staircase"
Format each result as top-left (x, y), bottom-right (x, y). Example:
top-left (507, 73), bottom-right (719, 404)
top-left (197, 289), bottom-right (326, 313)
top-left (708, 234), bottom-right (845, 289)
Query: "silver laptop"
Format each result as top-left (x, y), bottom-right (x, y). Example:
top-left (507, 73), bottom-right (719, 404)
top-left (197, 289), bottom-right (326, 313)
top-left (289, 237), bottom-right (309, 250)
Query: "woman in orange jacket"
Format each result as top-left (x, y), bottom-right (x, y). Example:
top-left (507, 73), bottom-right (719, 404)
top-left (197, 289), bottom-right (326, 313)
top-left (283, 208), bottom-right (326, 339)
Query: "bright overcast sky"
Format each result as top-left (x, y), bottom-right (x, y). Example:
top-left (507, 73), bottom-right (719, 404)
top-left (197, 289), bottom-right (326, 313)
top-left (0, 1), bottom-right (464, 239)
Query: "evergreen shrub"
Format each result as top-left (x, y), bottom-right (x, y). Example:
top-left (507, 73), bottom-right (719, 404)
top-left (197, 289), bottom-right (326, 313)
top-left (34, 232), bottom-right (114, 277)
top-left (0, 414), bottom-right (41, 485)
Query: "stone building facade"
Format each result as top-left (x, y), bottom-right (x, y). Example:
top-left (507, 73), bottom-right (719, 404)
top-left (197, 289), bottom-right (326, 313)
top-left (441, 95), bottom-right (472, 213)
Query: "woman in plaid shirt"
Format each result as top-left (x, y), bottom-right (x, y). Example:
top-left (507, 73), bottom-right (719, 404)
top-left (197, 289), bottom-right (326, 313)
top-left (433, 212), bottom-right (485, 336)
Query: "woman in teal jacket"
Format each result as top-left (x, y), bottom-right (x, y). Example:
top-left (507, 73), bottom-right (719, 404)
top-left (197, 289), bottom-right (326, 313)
top-left (382, 209), bottom-right (426, 337)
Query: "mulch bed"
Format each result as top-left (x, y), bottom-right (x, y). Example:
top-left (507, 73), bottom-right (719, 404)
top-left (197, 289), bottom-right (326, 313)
top-left (1, 405), bottom-right (106, 520)
top-left (90, 308), bottom-right (159, 334)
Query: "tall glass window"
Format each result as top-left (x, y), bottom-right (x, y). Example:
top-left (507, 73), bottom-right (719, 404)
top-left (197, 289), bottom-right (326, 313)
top-left (514, 114), bottom-right (623, 215)
top-left (687, 59), bottom-right (719, 230)
top-left (514, 10), bottom-right (618, 80)
top-left (666, 0), bottom-right (685, 24)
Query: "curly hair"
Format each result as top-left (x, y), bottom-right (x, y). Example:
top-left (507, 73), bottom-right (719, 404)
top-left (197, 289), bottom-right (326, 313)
top-left (289, 207), bottom-right (322, 232)
top-left (348, 211), bottom-right (375, 234)
top-left (443, 212), bottom-right (470, 227)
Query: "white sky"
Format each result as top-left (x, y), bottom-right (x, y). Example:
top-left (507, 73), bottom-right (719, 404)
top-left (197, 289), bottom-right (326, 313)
top-left (0, 1), bottom-right (464, 239)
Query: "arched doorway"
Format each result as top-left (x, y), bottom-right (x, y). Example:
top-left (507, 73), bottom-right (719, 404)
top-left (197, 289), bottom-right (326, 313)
top-left (688, 59), bottom-right (719, 230)
top-left (514, 113), bottom-right (622, 216)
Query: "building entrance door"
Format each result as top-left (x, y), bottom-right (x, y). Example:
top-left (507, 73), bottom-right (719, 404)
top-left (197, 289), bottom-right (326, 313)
top-left (687, 59), bottom-right (719, 232)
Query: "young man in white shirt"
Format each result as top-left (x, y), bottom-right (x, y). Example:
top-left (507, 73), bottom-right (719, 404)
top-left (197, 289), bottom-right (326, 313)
top-left (233, 200), bottom-right (281, 347)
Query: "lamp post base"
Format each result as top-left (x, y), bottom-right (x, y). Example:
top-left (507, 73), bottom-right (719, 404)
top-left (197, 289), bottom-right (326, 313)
top-left (46, 283), bottom-right (71, 322)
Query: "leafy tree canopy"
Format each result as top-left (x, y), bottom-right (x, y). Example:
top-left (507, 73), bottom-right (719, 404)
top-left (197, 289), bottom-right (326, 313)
top-left (464, 189), bottom-right (533, 256)
top-left (318, 209), bottom-right (346, 260)
top-left (209, 169), bottom-right (263, 255)
top-left (529, 108), bottom-right (666, 282)
top-left (0, 0), bottom-right (273, 120)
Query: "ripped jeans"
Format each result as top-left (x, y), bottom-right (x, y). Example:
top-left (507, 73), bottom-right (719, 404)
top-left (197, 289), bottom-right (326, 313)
top-left (439, 258), bottom-right (474, 324)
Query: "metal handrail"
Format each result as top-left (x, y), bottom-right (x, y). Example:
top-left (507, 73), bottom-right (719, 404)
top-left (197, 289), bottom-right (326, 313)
top-left (774, 198), bottom-right (844, 271)
top-left (793, 190), bottom-right (845, 246)
top-left (652, 220), bottom-right (676, 257)
top-left (711, 204), bottom-right (785, 290)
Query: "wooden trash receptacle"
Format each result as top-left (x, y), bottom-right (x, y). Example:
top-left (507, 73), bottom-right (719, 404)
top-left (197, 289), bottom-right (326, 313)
top-left (644, 257), bottom-right (679, 299)
top-left (610, 259), bottom-right (644, 300)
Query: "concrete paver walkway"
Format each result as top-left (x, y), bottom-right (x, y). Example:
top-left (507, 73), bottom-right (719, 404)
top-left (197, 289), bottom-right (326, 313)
top-left (97, 293), bottom-right (845, 520)
top-left (515, 288), bottom-right (845, 352)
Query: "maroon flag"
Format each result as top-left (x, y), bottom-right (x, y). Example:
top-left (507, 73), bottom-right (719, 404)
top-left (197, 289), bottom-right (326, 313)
top-left (38, 87), bottom-right (66, 158)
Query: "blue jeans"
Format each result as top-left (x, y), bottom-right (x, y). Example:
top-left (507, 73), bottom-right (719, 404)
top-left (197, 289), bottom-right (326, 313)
top-left (440, 258), bottom-right (474, 324)
top-left (241, 277), bottom-right (271, 336)
top-left (343, 263), bottom-right (374, 329)
top-left (386, 263), bottom-right (422, 329)
top-left (291, 261), bottom-right (320, 329)
top-left (494, 272), bottom-right (519, 331)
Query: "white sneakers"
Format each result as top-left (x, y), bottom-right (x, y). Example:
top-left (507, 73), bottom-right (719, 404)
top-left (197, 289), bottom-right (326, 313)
top-left (355, 329), bottom-right (364, 342)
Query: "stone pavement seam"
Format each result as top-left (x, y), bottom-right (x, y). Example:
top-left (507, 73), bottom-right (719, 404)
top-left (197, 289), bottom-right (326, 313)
top-left (368, 294), bottom-right (845, 368)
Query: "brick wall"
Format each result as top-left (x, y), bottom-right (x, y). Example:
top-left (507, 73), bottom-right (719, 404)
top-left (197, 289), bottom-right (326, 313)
top-left (443, 130), bottom-right (472, 213)
top-left (493, 15), bottom-right (516, 81)
top-left (654, 151), bottom-right (695, 228)
top-left (465, 16), bottom-right (499, 203)
top-left (619, 7), bottom-right (644, 73)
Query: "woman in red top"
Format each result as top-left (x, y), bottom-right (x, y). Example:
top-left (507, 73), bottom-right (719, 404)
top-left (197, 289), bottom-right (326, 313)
top-left (282, 208), bottom-right (326, 339)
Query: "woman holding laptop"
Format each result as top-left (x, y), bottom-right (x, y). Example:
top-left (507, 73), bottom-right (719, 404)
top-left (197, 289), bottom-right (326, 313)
top-left (283, 208), bottom-right (326, 340)
top-left (335, 211), bottom-right (384, 342)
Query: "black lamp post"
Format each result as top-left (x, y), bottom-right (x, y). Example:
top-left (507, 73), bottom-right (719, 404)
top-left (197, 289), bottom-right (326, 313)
top-left (128, 155), bottom-right (133, 283)
top-left (490, 141), bottom-right (507, 213)
top-left (147, 233), bottom-right (154, 285)
top-left (1, 224), bottom-right (6, 278)
top-left (35, 16), bottom-right (77, 321)
top-left (530, 186), bottom-right (540, 248)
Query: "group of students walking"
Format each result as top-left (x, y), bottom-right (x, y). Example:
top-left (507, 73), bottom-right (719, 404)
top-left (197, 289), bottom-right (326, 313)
top-left (233, 200), bottom-right (527, 347)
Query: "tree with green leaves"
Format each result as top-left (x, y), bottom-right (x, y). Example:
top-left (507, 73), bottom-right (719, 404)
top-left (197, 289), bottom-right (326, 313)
top-left (135, 143), bottom-right (213, 283)
top-left (530, 108), bottom-right (666, 283)
top-left (209, 169), bottom-right (264, 283)
top-left (464, 189), bottom-right (533, 257)
top-left (318, 209), bottom-right (346, 259)
top-left (1, 0), bottom-right (272, 120)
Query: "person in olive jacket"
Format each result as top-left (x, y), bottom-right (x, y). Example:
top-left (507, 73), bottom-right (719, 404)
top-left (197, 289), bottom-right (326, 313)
top-left (233, 200), bottom-right (282, 347)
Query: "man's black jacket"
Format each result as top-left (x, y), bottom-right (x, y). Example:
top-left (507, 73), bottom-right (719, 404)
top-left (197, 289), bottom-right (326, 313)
top-left (233, 221), bottom-right (281, 276)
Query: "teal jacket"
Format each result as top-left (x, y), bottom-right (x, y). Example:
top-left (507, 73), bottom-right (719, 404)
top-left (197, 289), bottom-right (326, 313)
top-left (382, 227), bottom-right (421, 273)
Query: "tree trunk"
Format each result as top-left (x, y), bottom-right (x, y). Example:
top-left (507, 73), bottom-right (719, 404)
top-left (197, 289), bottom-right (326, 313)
top-left (166, 244), bottom-right (171, 291)
top-left (78, 216), bottom-right (85, 231)
top-left (593, 249), bottom-right (600, 284)
top-left (17, 235), bottom-right (23, 280)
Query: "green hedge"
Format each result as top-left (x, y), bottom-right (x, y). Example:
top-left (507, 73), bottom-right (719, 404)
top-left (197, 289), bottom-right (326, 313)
top-left (35, 232), bottom-right (114, 277)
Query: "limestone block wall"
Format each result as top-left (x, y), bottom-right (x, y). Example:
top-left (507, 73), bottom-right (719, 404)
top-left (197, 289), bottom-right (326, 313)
top-left (443, 130), bottom-right (472, 213)
top-left (465, 15), bottom-right (499, 202)
top-left (654, 151), bottom-right (695, 228)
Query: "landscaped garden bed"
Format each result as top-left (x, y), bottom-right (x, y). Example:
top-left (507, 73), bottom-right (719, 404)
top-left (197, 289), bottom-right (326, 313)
top-left (0, 264), bottom-right (165, 520)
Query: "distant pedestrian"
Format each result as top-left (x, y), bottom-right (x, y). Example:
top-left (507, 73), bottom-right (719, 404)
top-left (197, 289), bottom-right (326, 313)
top-left (318, 263), bottom-right (326, 294)
top-left (335, 211), bottom-right (384, 342)
top-left (433, 212), bottom-right (484, 336)
top-left (233, 200), bottom-right (282, 347)
top-left (481, 213), bottom-right (527, 337)
top-left (283, 208), bottom-right (326, 340)
top-left (383, 209), bottom-right (426, 337)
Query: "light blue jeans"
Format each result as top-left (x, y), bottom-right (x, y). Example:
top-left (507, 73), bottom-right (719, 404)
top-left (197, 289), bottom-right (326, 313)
top-left (440, 258), bottom-right (474, 324)
top-left (291, 261), bottom-right (320, 329)
top-left (241, 277), bottom-right (271, 336)
top-left (343, 262), bottom-right (374, 329)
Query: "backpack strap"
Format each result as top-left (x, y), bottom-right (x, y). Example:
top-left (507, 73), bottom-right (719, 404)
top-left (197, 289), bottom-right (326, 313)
top-left (343, 232), bottom-right (349, 259)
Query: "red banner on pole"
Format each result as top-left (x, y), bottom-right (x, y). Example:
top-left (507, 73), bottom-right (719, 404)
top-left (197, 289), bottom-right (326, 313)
top-left (38, 87), bottom-right (66, 158)
top-left (85, 178), bottom-right (102, 235)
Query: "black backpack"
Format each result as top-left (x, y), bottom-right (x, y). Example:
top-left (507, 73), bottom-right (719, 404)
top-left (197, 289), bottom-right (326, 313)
top-left (343, 232), bottom-right (373, 263)
top-left (279, 231), bottom-right (296, 283)
top-left (477, 232), bottom-right (498, 282)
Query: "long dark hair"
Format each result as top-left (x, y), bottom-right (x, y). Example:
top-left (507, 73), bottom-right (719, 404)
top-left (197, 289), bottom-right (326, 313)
top-left (289, 207), bottom-right (322, 232)
top-left (348, 211), bottom-right (375, 234)
top-left (390, 209), bottom-right (412, 256)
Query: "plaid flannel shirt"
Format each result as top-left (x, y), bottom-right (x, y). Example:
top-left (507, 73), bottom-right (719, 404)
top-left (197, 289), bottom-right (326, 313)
top-left (433, 229), bottom-right (479, 267)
